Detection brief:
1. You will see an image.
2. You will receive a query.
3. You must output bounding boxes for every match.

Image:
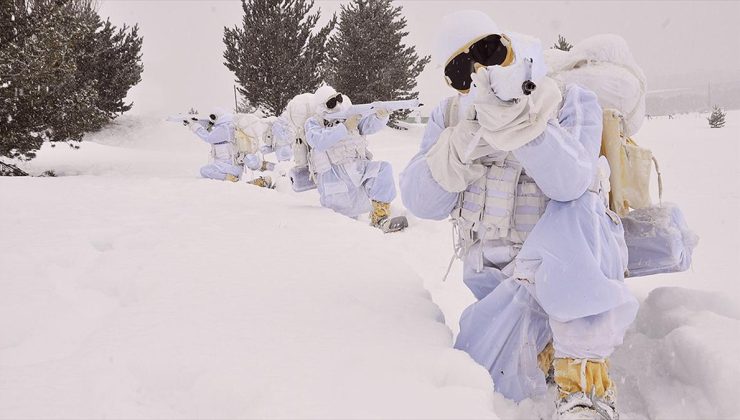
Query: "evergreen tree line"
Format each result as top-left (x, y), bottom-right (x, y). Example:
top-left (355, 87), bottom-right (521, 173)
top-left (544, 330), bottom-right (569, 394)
top-left (0, 0), bottom-right (143, 160)
top-left (224, 0), bottom-right (431, 123)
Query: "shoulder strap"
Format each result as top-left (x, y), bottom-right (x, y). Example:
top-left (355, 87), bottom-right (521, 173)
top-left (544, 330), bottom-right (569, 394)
top-left (443, 96), bottom-right (461, 128)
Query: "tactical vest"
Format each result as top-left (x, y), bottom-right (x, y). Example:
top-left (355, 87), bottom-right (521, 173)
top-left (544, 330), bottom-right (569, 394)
top-left (444, 96), bottom-right (549, 266)
top-left (309, 121), bottom-right (369, 174)
top-left (211, 122), bottom-right (238, 165)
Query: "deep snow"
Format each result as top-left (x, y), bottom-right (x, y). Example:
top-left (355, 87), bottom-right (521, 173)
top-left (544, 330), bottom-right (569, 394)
top-left (1, 110), bottom-right (739, 419)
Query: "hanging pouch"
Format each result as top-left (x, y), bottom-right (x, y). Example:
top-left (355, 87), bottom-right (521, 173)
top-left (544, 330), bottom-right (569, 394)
top-left (622, 203), bottom-right (699, 278)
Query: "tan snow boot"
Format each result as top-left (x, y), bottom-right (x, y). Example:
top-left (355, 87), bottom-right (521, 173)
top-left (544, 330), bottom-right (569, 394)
top-left (538, 341), bottom-right (554, 381)
top-left (554, 358), bottom-right (618, 419)
top-left (225, 174), bottom-right (240, 182)
top-left (248, 176), bottom-right (274, 189)
top-left (371, 200), bottom-right (391, 226)
top-left (370, 200), bottom-right (408, 233)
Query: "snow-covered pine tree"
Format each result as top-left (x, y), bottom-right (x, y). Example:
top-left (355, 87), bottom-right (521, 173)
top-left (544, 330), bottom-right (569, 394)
top-left (553, 34), bottom-right (573, 51)
top-left (223, 0), bottom-right (336, 116)
top-left (0, 0), bottom-right (84, 160)
top-left (76, 14), bottom-right (143, 123)
top-left (325, 0), bottom-right (429, 126)
top-left (707, 105), bottom-right (726, 128)
top-left (0, 0), bottom-right (143, 161)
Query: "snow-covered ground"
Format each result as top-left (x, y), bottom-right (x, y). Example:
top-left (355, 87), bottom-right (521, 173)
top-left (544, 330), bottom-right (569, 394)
top-left (1, 110), bottom-right (739, 419)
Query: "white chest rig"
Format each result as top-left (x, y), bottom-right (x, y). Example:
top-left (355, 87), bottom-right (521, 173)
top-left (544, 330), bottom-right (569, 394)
top-left (310, 120), bottom-right (369, 174)
top-left (212, 142), bottom-right (236, 164)
top-left (444, 96), bottom-right (550, 268)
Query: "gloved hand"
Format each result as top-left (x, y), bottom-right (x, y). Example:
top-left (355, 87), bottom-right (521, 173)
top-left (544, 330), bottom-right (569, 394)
top-left (375, 108), bottom-right (390, 119)
top-left (344, 114), bottom-right (360, 132)
top-left (425, 119), bottom-right (495, 193)
top-left (470, 67), bottom-right (500, 105)
top-left (189, 120), bottom-right (203, 133)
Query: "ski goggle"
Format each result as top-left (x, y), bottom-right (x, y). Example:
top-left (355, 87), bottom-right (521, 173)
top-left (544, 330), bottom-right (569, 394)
top-left (444, 34), bottom-right (512, 92)
top-left (325, 94), bottom-right (344, 110)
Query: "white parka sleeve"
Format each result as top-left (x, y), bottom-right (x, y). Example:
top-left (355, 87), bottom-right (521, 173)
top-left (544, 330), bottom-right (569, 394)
top-left (512, 84), bottom-right (603, 202)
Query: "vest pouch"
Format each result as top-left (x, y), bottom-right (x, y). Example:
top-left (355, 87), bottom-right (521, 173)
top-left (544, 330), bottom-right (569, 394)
top-left (326, 137), bottom-right (368, 166)
top-left (212, 141), bottom-right (236, 165)
top-left (622, 204), bottom-right (698, 278)
top-left (481, 165), bottom-right (520, 239)
top-left (459, 183), bottom-right (486, 223)
top-left (511, 182), bottom-right (549, 243)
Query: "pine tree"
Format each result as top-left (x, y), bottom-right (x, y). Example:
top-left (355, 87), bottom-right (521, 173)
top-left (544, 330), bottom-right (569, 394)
top-left (0, 0), bottom-right (143, 161)
top-left (707, 105), bottom-right (726, 128)
top-left (75, 14), bottom-right (143, 122)
top-left (553, 34), bottom-right (573, 51)
top-left (325, 0), bottom-right (429, 125)
top-left (223, 0), bottom-right (336, 116)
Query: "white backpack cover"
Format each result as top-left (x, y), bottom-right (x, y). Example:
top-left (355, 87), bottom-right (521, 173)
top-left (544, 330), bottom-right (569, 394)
top-left (546, 35), bottom-right (697, 277)
top-left (233, 113), bottom-right (266, 156)
top-left (544, 34), bottom-right (647, 137)
top-left (283, 92), bottom-right (316, 173)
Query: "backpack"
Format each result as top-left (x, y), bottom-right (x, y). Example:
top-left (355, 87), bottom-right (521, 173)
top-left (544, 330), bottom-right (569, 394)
top-left (544, 35), bottom-right (696, 277)
top-left (283, 93), bottom-right (319, 192)
top-left (544, 34), bottom-right (659, 216)
top-left (283, 93), bottom-right (316, 168)
top-left (233, 113), bottom-right (265, 157)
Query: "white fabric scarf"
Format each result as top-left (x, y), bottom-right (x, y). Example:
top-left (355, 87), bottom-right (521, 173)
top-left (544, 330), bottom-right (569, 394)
top-left (472, 73), bottom-right (563, 152)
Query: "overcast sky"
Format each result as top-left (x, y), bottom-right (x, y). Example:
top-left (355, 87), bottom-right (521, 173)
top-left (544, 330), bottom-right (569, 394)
top-left (98, 0), bottom-right (740, 116)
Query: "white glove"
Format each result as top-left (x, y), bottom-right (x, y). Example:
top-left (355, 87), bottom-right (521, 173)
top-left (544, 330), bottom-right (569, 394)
top-left (344, 114), bottom-right (360, 132)
top-left (470, 67), bottom-right (500, 105)
top-left (375, 108), bottom-right (390, 119)
top-left (188, 120), bottom-right (204, 133)
top-left (425, 120), bottom-right (492, 193)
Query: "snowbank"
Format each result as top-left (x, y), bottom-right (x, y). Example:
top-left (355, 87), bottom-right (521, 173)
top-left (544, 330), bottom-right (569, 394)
top-left (613, 287), bottom-right (740, 418)
top-left (1, 109), bottom-right (739, 418)
top-left (0, 175), bottom-right (495, 417)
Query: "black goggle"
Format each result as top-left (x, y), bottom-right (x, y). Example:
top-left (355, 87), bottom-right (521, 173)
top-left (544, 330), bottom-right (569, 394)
top-left (326, 93), bottom-right (344, 109)
top-left (444, 34), bottom-right (509, 92)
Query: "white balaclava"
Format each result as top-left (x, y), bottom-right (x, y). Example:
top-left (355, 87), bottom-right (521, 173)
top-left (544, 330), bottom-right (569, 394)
top-left (311, 85), bottom-right (351, 116)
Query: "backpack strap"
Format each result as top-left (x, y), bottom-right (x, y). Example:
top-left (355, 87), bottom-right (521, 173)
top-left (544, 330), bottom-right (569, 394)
top-left (443, 96), bottom-right (461, 128)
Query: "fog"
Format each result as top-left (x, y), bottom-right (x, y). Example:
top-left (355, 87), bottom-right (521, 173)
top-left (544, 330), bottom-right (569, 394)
top-left (99, 0), bottom-right (740, 115)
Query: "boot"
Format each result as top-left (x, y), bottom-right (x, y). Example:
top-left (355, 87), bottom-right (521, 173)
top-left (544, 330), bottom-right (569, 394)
top-left (248, 176), bottom-right (274, 189)
top-left (370, 200), bottom-right (408, 233)
top-left (225, 174), bottom-right (240, 182)
top-left (260, 161), bottom-right (276, 172)
top-left (538, 341), bottom-right (555, 384)
top-left (554, 358), bottom-right (618, 420)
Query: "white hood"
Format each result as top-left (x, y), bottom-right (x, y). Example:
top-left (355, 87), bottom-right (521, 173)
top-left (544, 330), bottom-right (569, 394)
top-left (434, 10), bottom-right (501, 66)
top-left (210, 107), bottom-right (233, 125)
top-left (311, 85), bottom-right (351, 116)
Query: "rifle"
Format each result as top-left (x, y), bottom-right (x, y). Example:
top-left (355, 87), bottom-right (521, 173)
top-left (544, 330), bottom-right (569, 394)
top-left (166, 114), bottom-right (213, 127)
top-left (324, 99), bottom-right (422, 121)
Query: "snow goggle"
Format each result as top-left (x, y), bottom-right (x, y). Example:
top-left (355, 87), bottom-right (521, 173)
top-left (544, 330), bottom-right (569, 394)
top-left (444, 34), bottom-right (512, 92)
top-left (325, 94), bottom-right (344, 110)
